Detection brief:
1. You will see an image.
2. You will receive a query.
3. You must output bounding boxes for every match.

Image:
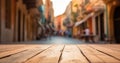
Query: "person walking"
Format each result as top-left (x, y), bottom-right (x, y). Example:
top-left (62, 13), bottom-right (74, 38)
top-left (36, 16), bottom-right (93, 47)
top-left (84, 27), bottom-right (90, 42)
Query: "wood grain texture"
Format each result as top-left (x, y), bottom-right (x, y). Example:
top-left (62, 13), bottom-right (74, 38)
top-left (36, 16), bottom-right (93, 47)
top-left (25, 45), bottom-right (64, 63)
top-left (90, 45), bottom-right (120, 60)
top-left (0, 45), bottom-right (52, 63)
top-left (59, 45), bottom-right (89, 63)
top-left (0, 44), bottom-right (120, 63)
top-left (78, 45), bottom-right (120, 63)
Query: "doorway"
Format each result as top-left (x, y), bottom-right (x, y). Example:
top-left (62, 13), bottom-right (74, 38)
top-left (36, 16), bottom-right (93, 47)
top-left (95, 16), bottom-right (99, 36)
top-left (18, 10), bottom-right (21, 42)
top-left (22, 14), bottom-right (25, 41)
top-left (95, 13), bottom-right (105, 41)
top-left (100, 13), bottom-right (105, 41)
top-left (113, 6), bottom-right (120, 43)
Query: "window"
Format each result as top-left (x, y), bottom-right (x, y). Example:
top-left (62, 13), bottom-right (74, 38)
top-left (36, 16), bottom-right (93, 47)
top-left (5, 0), bottom-right (11, 29)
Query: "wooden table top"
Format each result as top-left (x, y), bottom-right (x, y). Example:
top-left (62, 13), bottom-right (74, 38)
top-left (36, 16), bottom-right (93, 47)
top-left (0, 44), bottom-right (120, 63)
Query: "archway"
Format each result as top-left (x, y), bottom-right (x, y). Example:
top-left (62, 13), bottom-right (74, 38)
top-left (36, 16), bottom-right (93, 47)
top-left (113, 6), bottom-right (120, 43)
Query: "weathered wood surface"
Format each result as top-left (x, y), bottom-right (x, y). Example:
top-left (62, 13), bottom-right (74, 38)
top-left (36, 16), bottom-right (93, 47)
top-left (0, 44), bottom-right (120, 63)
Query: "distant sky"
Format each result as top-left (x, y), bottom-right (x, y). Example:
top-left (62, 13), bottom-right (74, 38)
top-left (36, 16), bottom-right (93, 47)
top-left (51, 0), bottom-right (71, 17)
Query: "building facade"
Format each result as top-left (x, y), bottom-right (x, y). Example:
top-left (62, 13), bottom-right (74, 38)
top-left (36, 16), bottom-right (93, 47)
top-left (103, 0), bottom-right (120, 43)
top-left (0, 0), bottom-right (41, 43)
top-left (44, 0), bottom-right (54, 24)
top-left (73, 0), bottom-right (120, 43)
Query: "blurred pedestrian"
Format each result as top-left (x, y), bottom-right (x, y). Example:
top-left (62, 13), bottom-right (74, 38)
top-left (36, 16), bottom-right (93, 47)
top-left (84, 27), bottom-right (90, 42)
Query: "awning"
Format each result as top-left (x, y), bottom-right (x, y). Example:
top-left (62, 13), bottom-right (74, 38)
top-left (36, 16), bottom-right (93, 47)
top-left (75, 13), bottom-right (94, 27)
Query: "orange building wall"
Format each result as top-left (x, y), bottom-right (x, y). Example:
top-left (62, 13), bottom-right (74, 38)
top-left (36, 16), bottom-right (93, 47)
top-left (88, 17), bottom-right (93, 33)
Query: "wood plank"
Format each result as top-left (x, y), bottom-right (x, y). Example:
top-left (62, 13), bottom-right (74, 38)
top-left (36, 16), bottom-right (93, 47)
top-left (0, 45), bottom-right (52, 63)
top-left (78, 45), bottom-right (104, 63)
top-left (96, 44), bottom-right (120, 52)
top-left (0, 44), bottom-right (119, 63)
top-left (0, 45), bottom-right (41, 59)
top-left (89, 45), bottom-right (120, 60)
top-left (0, 45), bottom-right (26, 53)
top-left (25, 45), bottom-right (64, 63)
top-left (59, 45), bottom-right (89, 63)
top-left (78, 45), bottom-right (120, 63)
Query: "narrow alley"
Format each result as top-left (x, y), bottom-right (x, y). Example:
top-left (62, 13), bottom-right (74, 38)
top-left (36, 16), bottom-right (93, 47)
top-left (0, 0), bottom-right (120, 63)
top-left (0, 0), bottom-right (120, 44)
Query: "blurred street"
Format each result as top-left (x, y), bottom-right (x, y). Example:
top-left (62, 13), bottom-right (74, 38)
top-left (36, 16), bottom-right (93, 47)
top-left (36, 36), bottom-right (107, 44)
top-left (0, 0), bottom-right (120, 63)
top-left (1, 36), bottom-right (106, 44)
top-left (25, 36), bottom-right (86, 44)
top-left (0, 0), bottom-right (120, 43)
